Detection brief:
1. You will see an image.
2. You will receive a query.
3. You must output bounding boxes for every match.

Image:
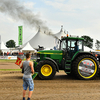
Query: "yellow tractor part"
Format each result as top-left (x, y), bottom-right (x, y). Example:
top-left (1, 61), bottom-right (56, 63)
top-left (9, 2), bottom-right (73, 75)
top-left (41, 64), bottom-right (52, 76)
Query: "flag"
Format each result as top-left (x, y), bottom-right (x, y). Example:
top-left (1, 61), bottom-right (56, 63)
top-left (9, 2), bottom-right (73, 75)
top-left (15, 57), bottom-right (22, 66)
top-left (18, 26), bottom-right (23, 45)
top-left (32, 72), bottom-right (38, 79)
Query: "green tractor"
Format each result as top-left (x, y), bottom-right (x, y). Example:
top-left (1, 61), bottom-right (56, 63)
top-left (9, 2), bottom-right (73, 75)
top-left (34, 35), bottom-right (99, 80)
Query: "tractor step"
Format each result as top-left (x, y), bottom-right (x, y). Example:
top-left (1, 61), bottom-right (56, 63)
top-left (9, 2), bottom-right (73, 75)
top-left (66, 60), bottom-right (71, 62)
top-left (66, 60), bottom-right (71, 64)
top-left (65, 64), bottom-right (71, 69)
top-left (65, 72), bottom-right (70, 74)
top-left (65, 60), bottom-right (71, 73)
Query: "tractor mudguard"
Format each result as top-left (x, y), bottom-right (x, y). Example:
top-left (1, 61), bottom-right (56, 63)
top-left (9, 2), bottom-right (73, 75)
top-left (72, 51), bottom-right (94, 61)
top-left (44, 57), bottom-right (59, 72)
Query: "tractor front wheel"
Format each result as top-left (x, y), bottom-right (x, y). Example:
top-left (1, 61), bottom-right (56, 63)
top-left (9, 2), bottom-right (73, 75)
top-left (36, 60), bottom-right (56, 80)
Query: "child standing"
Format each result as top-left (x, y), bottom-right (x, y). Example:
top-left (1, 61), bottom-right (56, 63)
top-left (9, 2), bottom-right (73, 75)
top-left (20, 53), bottom-right (34, 100)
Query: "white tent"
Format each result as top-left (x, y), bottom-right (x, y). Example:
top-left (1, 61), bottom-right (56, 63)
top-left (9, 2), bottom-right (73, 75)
top-left (22, 42), bottom-right (35, 51)
top-left (51, 26), bottom-right (66, 50)
top-left (55, 26), bottom-right (66, 39)
top-left (44, 47), bottom-right (53, 50)
top-left (84, 46), bottom-right (95, 52)
top-left (0, 41), bottom-right (9, 52)
top-left (29, 27), bottom-right (55, 49)
top-left (0, 41), bottom-right (9, 55)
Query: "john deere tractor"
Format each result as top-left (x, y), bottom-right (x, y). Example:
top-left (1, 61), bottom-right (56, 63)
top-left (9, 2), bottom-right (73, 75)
top-left (34, 35), bottom-right (99, 80)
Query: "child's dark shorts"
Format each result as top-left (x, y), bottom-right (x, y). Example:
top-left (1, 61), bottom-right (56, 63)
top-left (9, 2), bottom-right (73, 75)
top-left (23, 77), bottom-right (34, 91)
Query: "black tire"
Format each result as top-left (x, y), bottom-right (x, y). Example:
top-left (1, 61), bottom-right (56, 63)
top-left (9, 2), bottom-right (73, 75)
top-left (72, 54), bottom-right (99, 80)
top-left (97, 68), bottom-right (100, 76)
top-left (67, 73), bottom-right (74, 77)
top-left (36, 60), bottom-right (56, 80)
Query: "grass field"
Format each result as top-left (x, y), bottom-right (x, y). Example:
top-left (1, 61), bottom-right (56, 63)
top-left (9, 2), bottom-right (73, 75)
top-left (0, 59), bottom-right (22, 71)
top-left (0, 69), bottom-right (21, 71)
top-left (0, 58), bottom-right (35, 71)
top-left (0, 59), bottom-right (16, 63)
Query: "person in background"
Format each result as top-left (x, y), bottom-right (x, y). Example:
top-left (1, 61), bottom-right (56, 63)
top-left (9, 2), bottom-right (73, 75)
top-left (20, 53), bottom-right (34, 100)
top-left (7, 52), bottom-right (9, 56)
top-left (74, 42), bottom-right (79, 52)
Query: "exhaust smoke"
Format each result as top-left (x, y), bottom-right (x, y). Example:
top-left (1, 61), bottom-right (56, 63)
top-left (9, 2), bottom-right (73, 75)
top-left (0, 0), bottom-right (60, 40)
top-left (0, 0), bottom-right (49, 31)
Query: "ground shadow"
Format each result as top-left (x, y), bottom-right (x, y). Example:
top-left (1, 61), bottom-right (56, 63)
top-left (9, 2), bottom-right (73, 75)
top-left (34, 74), bottom-right (100, 80)
top-left (34, 74), bottom-right (76, 80)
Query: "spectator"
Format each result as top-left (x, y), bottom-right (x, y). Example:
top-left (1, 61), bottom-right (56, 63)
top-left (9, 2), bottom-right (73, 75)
top-left (20, 53), bottom-right (34, 100)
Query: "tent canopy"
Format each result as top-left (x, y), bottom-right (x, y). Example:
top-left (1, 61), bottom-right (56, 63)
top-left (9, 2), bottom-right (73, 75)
top-left (29, 28), bottom-right (55, 49)
top-left (84, 46), bottom-right (95, 52)
top-left (22, 42), bottom-right (35, 51)
top-left (55, 26), bottom-right (66, 39)
top-left (0, 42), bottom-right (9, 53)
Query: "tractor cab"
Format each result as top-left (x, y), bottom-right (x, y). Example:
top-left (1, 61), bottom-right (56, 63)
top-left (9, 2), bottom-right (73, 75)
top-left (60, 36), bottom-right (84, 59)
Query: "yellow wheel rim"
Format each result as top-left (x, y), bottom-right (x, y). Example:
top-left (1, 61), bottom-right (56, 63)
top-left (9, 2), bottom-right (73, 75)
top-left (78, 58), bottom-right (97, 79)
top-left (41, 64), bottom-right (52, 76)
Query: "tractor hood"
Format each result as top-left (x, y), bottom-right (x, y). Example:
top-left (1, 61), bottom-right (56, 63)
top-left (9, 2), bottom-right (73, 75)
top-left (37, 50), bottom-right (63, 55)
top-left (37, 50), bottom-right (63, 63)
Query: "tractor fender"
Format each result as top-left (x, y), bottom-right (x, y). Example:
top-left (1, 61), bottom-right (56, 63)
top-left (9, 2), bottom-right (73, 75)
top-left (72, 51), bottom-right (96, 61)
top-left (44, 57), bottom-right (59, 72)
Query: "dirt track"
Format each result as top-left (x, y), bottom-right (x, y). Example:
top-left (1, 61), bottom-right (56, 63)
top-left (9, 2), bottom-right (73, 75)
top-left (0, 62), bottom-right (100, 100)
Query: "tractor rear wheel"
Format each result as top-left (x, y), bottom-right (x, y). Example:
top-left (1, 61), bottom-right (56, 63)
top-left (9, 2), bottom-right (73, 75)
top-left (36, 60), bottom-right (56, 80)
top-left (72, 54), bottom-right (99, 80)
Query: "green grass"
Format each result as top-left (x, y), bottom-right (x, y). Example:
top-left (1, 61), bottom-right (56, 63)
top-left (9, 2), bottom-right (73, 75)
top-left (0, 69), bottom-right (21, 71)
top-left (0, 59), bottom-right (16, 63)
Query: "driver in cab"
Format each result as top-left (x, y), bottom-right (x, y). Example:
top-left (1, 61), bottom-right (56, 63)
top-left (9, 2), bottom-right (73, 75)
top-left (74, 42), bottom-right (79, 52)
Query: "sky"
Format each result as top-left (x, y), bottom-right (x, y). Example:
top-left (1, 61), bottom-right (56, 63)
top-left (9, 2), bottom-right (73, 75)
top-left (0, 0), bottom-right (100, 48)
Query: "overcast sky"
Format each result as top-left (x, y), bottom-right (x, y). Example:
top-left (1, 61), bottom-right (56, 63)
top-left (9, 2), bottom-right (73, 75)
top-left (0, 0), bottom-right (100, 48)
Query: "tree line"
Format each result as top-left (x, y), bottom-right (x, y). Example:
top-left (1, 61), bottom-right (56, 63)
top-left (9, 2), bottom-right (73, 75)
top-left (81, 35), bottom-right (100, 50)
top-left (6, 35), bottom-right (100, 50)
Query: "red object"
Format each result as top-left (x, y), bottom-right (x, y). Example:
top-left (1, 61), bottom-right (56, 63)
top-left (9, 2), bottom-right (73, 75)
top-left (7, 52), bottom-right (9, 56)
top-left (15, 57), bottom-right (22, 66)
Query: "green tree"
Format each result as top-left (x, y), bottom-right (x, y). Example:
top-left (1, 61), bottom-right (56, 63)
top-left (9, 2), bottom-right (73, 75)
top-left (81, 35), bottom-right (93, 49)
top-left (95, 40), bottom-right (100, 50)
top-left (6, 40), bottom-right (16, 48)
